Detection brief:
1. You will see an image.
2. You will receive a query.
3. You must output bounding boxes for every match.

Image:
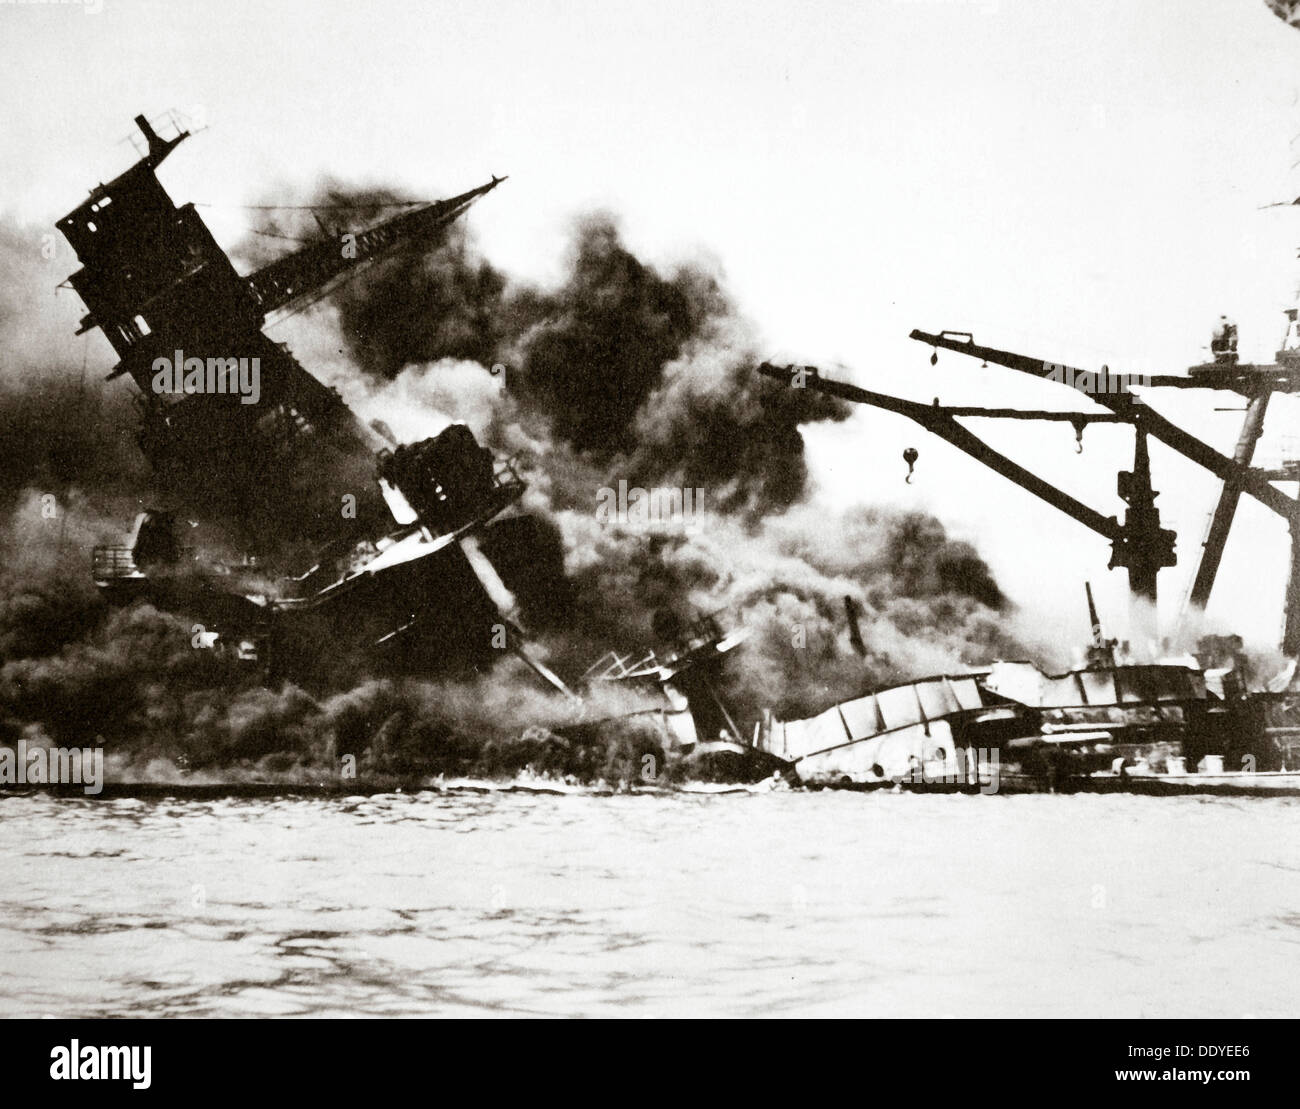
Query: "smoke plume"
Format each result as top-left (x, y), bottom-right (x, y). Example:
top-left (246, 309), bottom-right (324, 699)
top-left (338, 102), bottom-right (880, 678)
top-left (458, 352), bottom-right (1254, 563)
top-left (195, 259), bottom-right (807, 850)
top-left (0, 188), bottom-right (1022, 781)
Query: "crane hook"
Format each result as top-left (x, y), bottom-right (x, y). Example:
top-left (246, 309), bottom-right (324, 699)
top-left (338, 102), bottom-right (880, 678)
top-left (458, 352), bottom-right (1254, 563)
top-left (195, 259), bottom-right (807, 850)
top-left (903, 446), bottom-right (919, 483)
top-left (930, 350), bottom-right (938, 366)
top-left (1071, 416), bottom-right (1086, 454)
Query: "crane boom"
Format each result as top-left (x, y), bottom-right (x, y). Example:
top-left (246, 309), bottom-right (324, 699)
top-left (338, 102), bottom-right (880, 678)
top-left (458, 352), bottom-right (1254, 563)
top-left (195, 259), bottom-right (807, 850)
top-left (757, 360), bottom-right (1176, 640)
top-left (909, 329), bottom-right (1299, 520)
top-left (756, 363), bottom-right (1123, 540)
top-left (909, 327), bottom-right (1300, 654)
top-left (246, 177), bottom-right (505, 319)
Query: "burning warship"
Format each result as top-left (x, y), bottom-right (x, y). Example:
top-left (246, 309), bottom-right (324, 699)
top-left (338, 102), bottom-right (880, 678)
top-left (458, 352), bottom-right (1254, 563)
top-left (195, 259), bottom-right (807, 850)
top-left (52, 111), bottom-right (762, 775)
top-left (64, 114), bottom-right (554, 686)
top-left (36, 111), bottom-right (1300, 794)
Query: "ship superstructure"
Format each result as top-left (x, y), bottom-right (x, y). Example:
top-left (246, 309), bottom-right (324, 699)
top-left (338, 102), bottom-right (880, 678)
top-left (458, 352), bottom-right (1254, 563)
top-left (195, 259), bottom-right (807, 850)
top-left (62, 115), bottom-right (566, 689)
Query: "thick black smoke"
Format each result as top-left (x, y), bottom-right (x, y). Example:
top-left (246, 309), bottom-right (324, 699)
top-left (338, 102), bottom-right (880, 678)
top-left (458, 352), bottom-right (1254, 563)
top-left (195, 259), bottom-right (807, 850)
top-left (303, 189), bottom-right (1023, 721)
top-left (270, 199), bottom-right (850, 518)
top-left (0, 189), bottom-right (1022, 781)
top-left (0, 223), bottom-right (149, 516)
top-left (498, 215), bottom-right (729, 454)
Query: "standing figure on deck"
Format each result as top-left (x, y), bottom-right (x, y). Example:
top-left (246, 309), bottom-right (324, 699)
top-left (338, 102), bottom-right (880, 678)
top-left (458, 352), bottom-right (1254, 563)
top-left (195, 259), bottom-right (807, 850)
top-left (1210, 314), bottom-right (1238, 365)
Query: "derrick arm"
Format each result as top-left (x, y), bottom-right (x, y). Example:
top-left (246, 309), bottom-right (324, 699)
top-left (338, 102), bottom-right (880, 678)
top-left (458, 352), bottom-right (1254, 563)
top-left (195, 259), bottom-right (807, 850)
top-left (756, 363), bottom-right (1122, 541)
top-left (758, 361), bottom-right (1176, 629)
top-left (909, 329), bottom-right (1299, 520)
top-left (1184, 389), bottom-right (1272, 613)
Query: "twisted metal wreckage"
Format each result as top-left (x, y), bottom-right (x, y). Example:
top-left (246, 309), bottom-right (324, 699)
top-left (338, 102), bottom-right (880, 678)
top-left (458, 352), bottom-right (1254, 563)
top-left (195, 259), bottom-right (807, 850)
top-left (55, 114), bottom-right (1300, 793)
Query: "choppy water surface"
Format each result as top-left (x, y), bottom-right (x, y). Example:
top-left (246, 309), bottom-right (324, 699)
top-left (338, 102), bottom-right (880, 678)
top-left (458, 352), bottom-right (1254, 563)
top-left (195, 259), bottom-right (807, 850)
top-left (1, 789), bottom-right (1296, 1017)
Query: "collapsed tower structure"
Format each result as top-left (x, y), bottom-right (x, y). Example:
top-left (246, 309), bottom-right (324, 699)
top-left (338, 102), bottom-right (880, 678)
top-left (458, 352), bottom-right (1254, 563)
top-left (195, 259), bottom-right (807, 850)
top-left (58, 113), bottom-right (504, 547)
top-left (58, 114), bottom-right (568, 687)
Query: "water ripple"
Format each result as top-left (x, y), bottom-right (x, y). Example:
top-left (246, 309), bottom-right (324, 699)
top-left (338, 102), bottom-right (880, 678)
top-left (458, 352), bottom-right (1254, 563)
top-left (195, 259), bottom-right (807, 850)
top-left (0, 791), bottom-right (1296, 1017)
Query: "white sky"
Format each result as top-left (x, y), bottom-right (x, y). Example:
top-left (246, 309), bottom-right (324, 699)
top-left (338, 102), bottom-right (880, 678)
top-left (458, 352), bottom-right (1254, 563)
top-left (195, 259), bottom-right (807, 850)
top-left (2, 0), bottom-right (1299, 648)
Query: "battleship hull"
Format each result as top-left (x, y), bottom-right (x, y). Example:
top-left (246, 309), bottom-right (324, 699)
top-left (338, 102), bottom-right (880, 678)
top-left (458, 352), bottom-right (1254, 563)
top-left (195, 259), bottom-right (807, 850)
top-left (758, 661), bottom-right (1295, 795)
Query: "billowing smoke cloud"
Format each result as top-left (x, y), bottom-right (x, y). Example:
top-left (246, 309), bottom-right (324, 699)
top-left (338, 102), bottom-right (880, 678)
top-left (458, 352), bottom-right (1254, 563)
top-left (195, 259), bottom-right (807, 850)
top-left (301, 190), bottom-right (1021, 722)
top-left (0, 223), bottom-right (149, 517)
top-left (255, 197), bottom-right (849, 518)
top-left (497, 215), bottom-right (730, 453)
top-left (535, 504), bottom-right (1018, 723)
top-left (0, 186), bottom-right (1022, 781)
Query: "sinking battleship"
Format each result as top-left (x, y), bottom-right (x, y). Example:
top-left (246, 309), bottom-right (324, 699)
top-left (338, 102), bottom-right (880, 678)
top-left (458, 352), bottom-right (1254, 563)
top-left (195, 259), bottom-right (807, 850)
top-left (751, 302), bottom-right (1300, 793)
top-left (753, 583), bottom-right (1297, 795)
top-left (57, 113), bottom-right (748, 768)
top-left (61, 113), bottom-right (574, 692)
top-left (51, 113), bottom-right (1300, 794)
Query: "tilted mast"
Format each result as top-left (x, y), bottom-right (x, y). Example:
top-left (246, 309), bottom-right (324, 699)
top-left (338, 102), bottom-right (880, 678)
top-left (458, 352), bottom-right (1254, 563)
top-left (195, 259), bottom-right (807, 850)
top-left (56, 114), bottom-right (506, 548)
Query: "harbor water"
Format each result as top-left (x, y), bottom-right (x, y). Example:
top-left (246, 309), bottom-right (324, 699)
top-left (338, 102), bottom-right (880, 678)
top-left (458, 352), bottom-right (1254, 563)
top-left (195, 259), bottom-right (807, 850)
top-left (1, 789), bottom-right (1296, 1018)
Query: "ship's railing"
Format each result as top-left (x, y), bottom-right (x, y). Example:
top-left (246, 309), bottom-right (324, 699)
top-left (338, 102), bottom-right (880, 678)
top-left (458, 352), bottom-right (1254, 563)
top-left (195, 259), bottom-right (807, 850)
top-left (581, 649), bottom-right (661, 683)
top-left (92, 544), bottom-right (204, 581)
top-left (658, 607), bottom-right (737, 663)
top-left (91, 545), bottom-right (139, 580)
top-left (493, 454), bottom-right (527, 496)
top-left (579, 609), bottom-right (742, 685)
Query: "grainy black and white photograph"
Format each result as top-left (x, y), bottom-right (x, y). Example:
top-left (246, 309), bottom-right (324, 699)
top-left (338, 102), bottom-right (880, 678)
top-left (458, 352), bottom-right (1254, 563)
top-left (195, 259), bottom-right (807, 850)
top-left (0, 0), bottom-right (1297, 1074)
